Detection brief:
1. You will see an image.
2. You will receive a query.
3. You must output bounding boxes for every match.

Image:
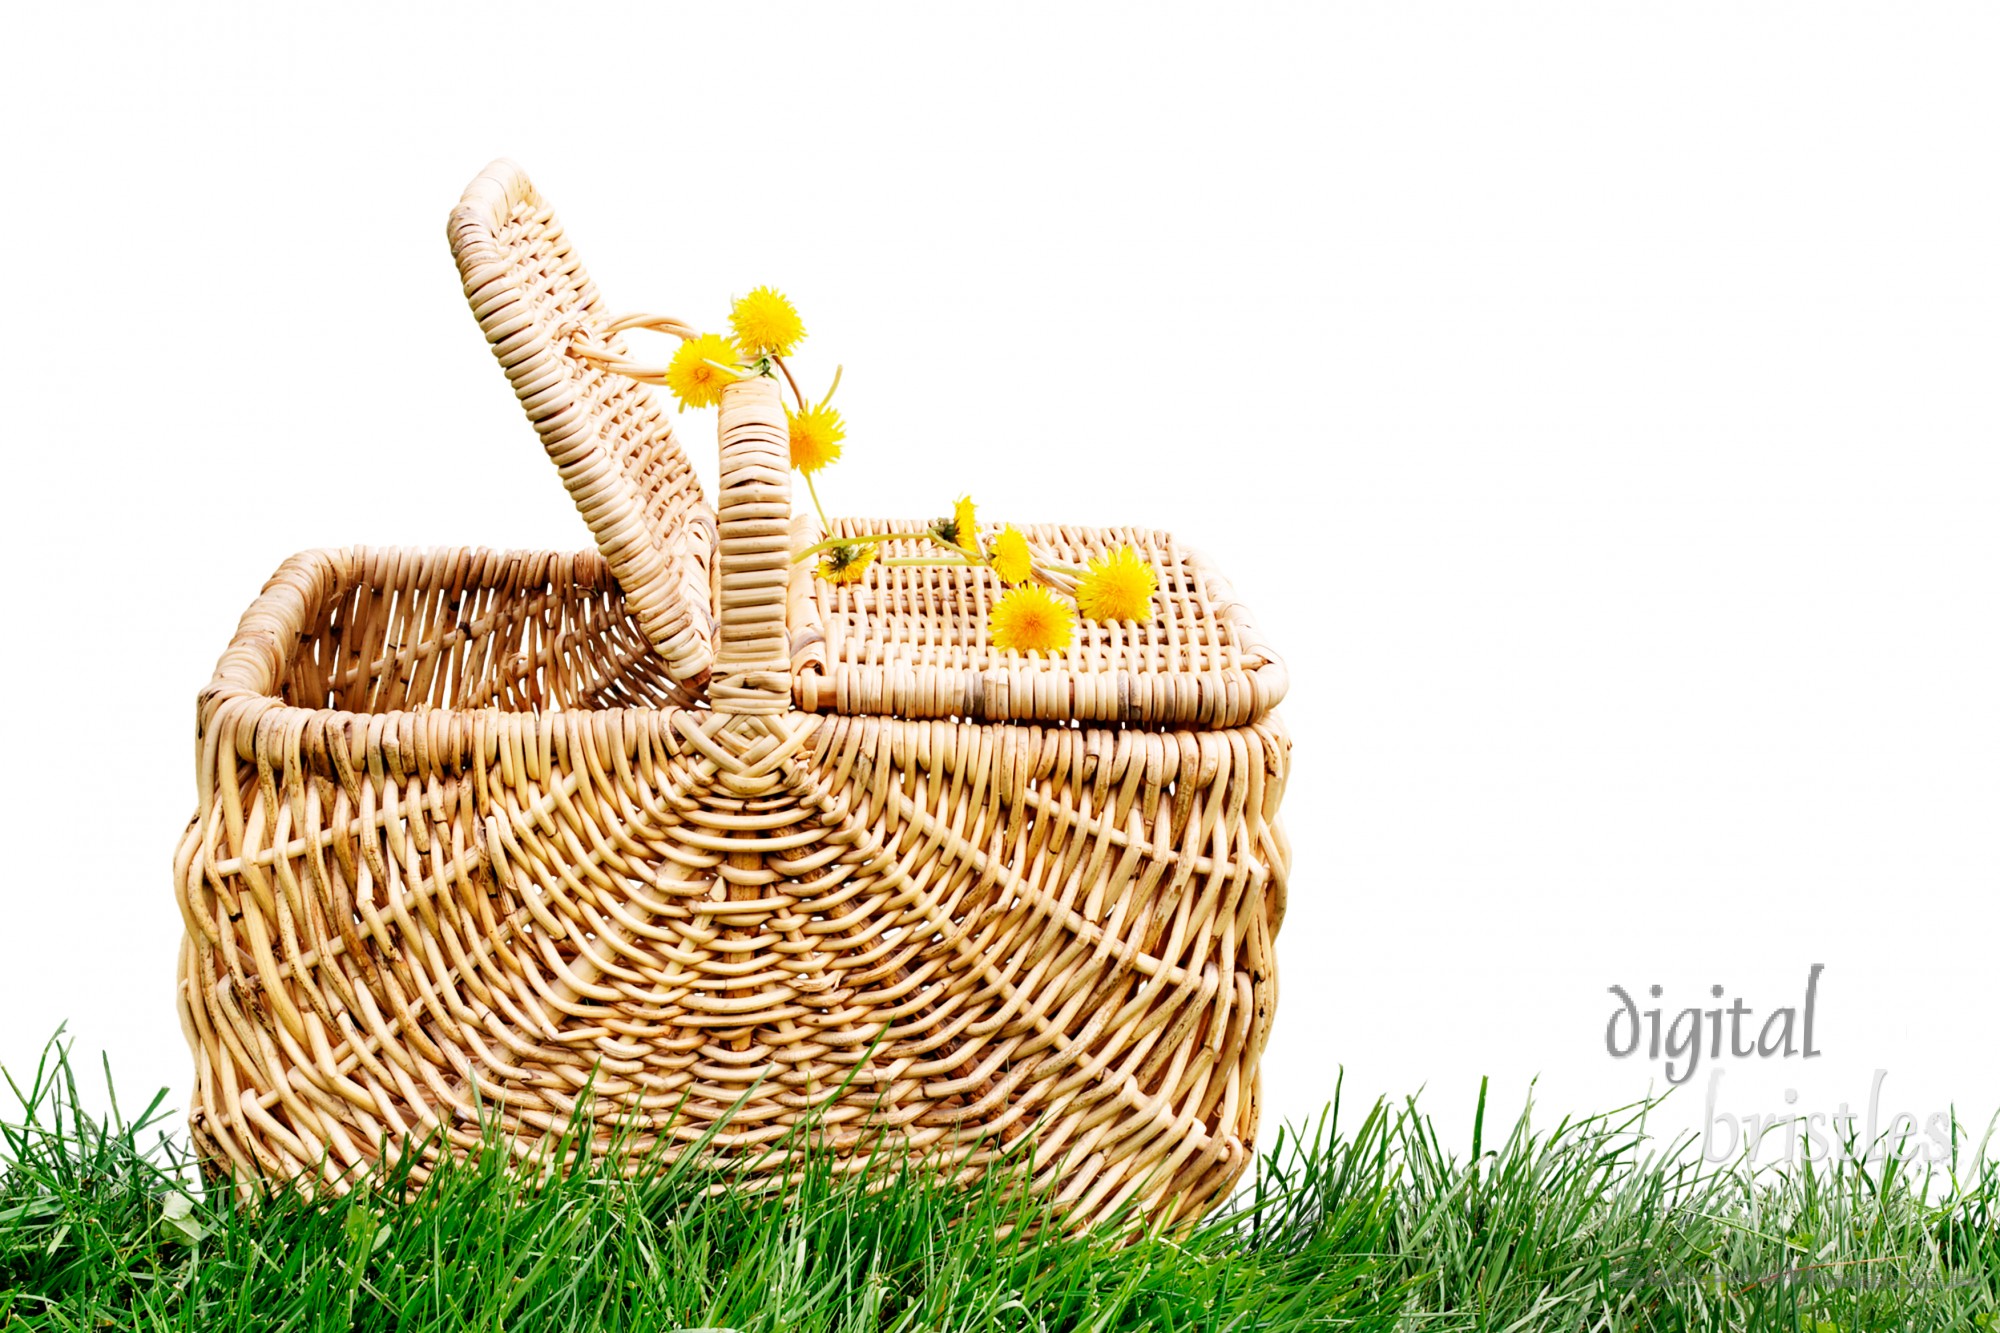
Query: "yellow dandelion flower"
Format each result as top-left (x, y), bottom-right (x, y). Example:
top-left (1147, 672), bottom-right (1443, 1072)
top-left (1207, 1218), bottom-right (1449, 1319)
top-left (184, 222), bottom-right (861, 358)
top-left (663, 332), bottom-right (740, 410)
top-left (952, 495), bottom-right (981, 556)
top-left (989, 584), bottom-right (1075, 655)
top-left (990, 525), bottom-right (1032, 585)
top-left (816, 541), bottom-right (876, 586)
top-left (928, 495), bottom-right (980, 553)
top-left (729, 286), bottom-right (805, 358)
top-left (787, 403), bottom-right (846, 474)
top-left (1075, 546), bottom-right (1158, 623)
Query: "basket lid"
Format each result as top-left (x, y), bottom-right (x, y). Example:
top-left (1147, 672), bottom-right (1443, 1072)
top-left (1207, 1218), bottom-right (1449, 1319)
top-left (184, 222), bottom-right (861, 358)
top-left (448, 160), bottom-right (717, 687)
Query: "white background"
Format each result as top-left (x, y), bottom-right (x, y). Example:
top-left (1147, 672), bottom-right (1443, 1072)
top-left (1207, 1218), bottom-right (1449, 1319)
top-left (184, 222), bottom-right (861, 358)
top-left (2, 4), bottom-right (1995, 1167)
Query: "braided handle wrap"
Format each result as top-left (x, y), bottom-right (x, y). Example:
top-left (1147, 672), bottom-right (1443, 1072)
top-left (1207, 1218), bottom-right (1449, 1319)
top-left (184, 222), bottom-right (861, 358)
top-left (711, 373), bottom-right (795, 714)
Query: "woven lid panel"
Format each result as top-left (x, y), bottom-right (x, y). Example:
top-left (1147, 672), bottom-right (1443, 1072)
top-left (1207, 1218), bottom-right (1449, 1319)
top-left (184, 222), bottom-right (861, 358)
top-left (795, 519), bottom-right (1286, 726)
top-left (448, 160), bottom-right (716, 686)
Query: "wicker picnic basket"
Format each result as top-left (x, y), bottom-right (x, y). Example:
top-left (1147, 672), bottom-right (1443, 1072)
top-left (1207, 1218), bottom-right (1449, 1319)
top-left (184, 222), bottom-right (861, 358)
top-left (173, 160), bottom-right (1290, 1226)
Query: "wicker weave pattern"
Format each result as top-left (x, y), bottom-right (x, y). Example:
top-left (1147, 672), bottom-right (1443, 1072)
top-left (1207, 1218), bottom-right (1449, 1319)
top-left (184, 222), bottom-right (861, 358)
top-left (176, 542), bottom-right (1289, 1225)
top-left (449, 161), bottom-right (716, 689)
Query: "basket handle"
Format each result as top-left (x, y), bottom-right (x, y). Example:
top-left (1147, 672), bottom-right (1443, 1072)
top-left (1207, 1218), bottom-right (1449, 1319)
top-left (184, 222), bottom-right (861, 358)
top-left (563, 314), bottom-right (795, 713)
top-left (710, 373), bottom-right (794, 715)
top-left (563, 313), bottom-right (698, 380)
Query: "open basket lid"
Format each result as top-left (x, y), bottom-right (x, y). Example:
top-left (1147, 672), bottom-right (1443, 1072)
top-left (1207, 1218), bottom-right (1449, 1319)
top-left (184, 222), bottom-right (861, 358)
top-left (448, 160), bottom-right (719, 688)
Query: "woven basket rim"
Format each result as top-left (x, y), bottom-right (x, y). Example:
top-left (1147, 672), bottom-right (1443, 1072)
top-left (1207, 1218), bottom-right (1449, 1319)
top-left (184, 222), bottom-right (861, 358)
top-left (199, 546), bottom-right (1288, 780)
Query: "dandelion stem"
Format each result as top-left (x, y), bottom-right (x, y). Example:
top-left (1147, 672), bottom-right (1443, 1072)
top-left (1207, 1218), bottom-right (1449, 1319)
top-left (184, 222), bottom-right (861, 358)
top-left (772, 355), bottom-right (808, 413)
top-left (792, 531), bottom-right (939, 564)
top-left (817, 365), bottom-right (843, 412)
top-left (803, 471), bottom-right (830, 533)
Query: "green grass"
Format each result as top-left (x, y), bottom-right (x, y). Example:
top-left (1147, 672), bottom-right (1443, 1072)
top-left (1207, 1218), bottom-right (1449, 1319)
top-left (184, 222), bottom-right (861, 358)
top-left (1, 1034), bottom-right (1994, 1331)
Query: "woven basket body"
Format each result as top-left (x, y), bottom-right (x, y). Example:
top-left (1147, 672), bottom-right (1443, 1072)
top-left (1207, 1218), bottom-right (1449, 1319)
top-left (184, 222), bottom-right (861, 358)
top-left (173, 163), bottom-right (1291, 1227)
